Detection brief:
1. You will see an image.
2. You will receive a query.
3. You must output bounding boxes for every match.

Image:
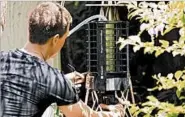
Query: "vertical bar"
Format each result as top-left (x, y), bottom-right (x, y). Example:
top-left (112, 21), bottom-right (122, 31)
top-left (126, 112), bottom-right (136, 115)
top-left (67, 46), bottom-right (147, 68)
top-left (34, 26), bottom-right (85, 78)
top-left (96, 22), bottom-right (106, 91)
top-left (126, 21), bottom-right (130, 77)
top-left (100, 29), bottom-right (104, 80)
top-left (116, 22), bottom-right (120, 72)
top-left (88, 23), bottom-right (91, 72)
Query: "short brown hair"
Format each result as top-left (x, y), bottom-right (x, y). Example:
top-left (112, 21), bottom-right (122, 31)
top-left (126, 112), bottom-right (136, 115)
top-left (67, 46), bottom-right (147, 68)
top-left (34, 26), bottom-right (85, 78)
top-left (29, 2), bottom-right (72, 44)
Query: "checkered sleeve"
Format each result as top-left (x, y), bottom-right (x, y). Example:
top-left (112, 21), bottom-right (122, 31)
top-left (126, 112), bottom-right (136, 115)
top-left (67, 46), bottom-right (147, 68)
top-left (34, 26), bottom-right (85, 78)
top-left (47, 68), bottom-right (80, 106)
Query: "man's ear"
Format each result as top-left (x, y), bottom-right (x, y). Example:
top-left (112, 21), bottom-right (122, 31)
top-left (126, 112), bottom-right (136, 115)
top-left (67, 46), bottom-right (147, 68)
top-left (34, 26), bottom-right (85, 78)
top-left (52, 34), bottom-right (60, 46)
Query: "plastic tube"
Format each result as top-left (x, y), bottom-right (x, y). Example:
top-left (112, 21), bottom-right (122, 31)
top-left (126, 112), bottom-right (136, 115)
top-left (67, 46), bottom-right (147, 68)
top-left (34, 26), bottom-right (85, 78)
top-left (68, 15), bottom-right (107, 37)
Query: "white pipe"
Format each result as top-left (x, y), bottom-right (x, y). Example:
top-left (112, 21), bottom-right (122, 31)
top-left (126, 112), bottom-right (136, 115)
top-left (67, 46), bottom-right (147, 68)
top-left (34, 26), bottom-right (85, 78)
top-left (68, 15), bottom-right (107, 37)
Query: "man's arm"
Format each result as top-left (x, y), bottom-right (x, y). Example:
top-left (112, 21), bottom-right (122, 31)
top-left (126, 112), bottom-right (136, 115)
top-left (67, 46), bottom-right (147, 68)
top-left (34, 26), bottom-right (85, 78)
top-left (64, 72), bottom-right (85, 84)
top-left (59, 100), bottom-right (123, 117)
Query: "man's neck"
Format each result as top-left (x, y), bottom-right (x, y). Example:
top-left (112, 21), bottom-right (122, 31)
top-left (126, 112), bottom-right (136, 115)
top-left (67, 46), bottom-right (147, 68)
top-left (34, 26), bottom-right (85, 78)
top-left (22, 42), bottom-right (48, 61)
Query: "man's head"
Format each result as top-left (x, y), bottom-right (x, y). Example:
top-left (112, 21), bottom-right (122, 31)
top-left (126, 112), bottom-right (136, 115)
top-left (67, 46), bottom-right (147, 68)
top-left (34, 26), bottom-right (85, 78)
top-left (28, 2), bottom-right (72, 58)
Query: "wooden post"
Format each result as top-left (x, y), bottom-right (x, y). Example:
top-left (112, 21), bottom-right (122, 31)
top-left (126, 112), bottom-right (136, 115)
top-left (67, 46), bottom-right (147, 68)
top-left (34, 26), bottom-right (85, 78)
top-left (1, 1), bottom-right (40, 51)
top-left (0, 1), bottom-right (7, 49)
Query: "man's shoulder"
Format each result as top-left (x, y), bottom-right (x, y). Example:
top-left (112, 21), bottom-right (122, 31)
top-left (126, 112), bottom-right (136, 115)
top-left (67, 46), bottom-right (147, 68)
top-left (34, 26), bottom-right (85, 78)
top-left (46, 65), bottom-right (63, 77)
top-left (0, 50), bottom-right (15, 60)
top-left (0, 49), bottom-right (20, 57)
top-left (0, 50), bottom-right (9, 56)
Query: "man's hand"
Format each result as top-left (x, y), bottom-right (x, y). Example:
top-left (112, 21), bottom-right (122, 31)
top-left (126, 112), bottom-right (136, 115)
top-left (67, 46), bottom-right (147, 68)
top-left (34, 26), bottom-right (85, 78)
top-left (65, 72), bottom-right (85, 84)
top-left (59, 100), bottom-right (125, 117)
top-left (100, 103), bottom-right (124, 117)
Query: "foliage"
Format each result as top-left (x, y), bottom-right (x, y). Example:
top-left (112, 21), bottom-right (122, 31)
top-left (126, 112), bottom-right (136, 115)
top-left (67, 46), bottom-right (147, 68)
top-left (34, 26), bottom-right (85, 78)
top-left (129, 70), bottom-right (185, 117)
top-left (117, 1), bottom-right (185, 117)
top-left (130, 95), bottom-right (185, 117)
top-left (117, 1), bottom-right (185, 57)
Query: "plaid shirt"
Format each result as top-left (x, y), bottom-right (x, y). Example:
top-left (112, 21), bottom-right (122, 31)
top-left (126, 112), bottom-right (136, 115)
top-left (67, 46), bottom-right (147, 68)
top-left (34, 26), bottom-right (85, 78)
top-left (0, 49), bottom-right (79, 117)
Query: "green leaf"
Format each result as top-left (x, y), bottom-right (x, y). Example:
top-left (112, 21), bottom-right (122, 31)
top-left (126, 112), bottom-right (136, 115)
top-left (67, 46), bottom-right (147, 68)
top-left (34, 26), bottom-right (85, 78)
top-left (133, 45), bottom-right (141, 52)
top-left (128, 9), bottom-right (144, 20)
top-left (119, 43), bottom-right (126, 51)
top-left (130, 104), bottom-right (140, 115)
top-left (163, 27), bottom-right (174, 35)
top-left (74, 1), bottom-right (79, 7)
top-left (179, 96), bottom-right (185, 100)
top-left (182, 10), bottom-right (185, 25)
top-left (129, 35), bottom-right (141, 43)
top-left (157, 111), bottom-right (167, 117)
top-left (144, 47), bottom-right (151, 54)
top-left (172, 51), bottom-right (180, 57)
top-left (167, 73), bottom-right (173, 79)
top-left (175, 70), bottom-right (183, 80)
top-left (117, 38), bottom-right (126, 50)
top-left (147, 87), bottom-right (158, 91)
top-left (155, 50), bottom-right (162, 57)
top-left (176, 89), bottom-right (181, 98)
top-left (182, 75), bottom-right (185, 80)
top-left (166, 113), bottom-right (178, 117)
top-left (147, 96), bottom-right (158, 102)
top-left (173, 40), bottom-right (178, 44)
top-left (143, 113), bottom-right (151, 117)
top-left (159, 40), bottom-right (169, 48)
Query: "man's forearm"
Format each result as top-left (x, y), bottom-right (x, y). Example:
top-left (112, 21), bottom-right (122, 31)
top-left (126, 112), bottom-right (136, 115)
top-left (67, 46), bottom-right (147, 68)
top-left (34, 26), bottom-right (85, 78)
top-left (92, 111), bottom-right (116, 117)
top-left (59, 100), bottom-right (122, 117)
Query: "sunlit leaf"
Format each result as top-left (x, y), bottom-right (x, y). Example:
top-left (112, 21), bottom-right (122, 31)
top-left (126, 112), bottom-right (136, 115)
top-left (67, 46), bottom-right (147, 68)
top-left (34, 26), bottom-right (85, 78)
top-left (125, 1), bottom-right (185, 116)
top-left (166, 113), bottom-right (178, 117)
top-left (155, 50), bottom-right (162, 57)
top-left (133, 45), bottom-right (141, 52)
top-left (175, 70), bottom-right (183, 79)
top-left (179, 96), bottom-right (185, 100)
top-left (147, 87), bottom-right (158, 91)
top-left (119, 43), bottom-right (126, 50)
top-left (182, 74), bottom-right (185, 79)
top-left (128, 9), bottom-right (144, 20)
top-left (172, 51), bottom-right (180, 57)
top-left (157, 111), bottom-right (167, 117)
top-left (147, 96), bottom-right (158, 102)
top-left (144, 47), bottom-right (151, 54)
top-left (176, 89), bottom-right (181, 98)
top-left (129, 35), bottom-right (141, 43)
top-left (159, 40), bottom-right (169, 48)
top-left (143, 113), bottom-right (151, 117)
top-left (182, 10), bottom-right (185, 25)
top-left (167, 73), bottom-right (173, 79)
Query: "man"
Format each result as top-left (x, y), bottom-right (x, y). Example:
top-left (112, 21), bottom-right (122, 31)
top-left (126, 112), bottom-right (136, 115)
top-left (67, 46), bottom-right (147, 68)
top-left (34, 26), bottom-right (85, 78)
top-left (0, 2), bottom-right (124, 117)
